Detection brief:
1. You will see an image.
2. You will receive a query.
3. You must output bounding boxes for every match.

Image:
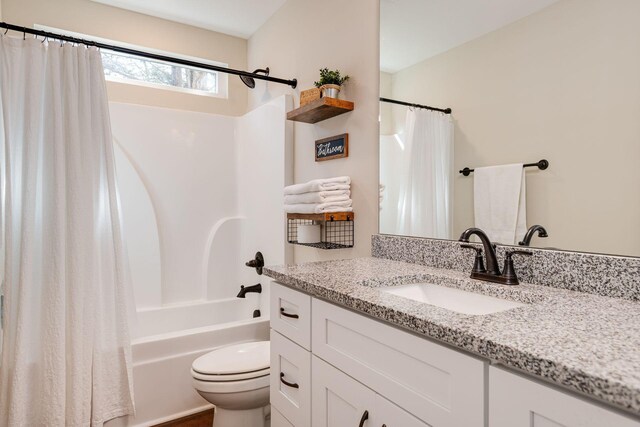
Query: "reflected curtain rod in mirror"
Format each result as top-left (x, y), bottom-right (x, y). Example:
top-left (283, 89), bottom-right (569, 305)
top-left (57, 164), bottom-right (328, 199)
top-left (380, 97), bottom-right (452, 114)
top-left (459, 159), bottom-right (550, 177)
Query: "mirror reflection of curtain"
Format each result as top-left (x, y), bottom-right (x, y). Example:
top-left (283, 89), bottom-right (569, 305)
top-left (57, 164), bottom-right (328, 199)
top-left (396, 109), bottom-right (453, 238)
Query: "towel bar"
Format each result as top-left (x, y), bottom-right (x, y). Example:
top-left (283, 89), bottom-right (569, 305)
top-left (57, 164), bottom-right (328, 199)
top-left (459, 159), bottom-right (549, 176)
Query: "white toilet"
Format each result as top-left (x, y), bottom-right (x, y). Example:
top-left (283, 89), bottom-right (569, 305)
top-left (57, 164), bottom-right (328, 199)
top-left (191, 341), bottom-right (270, 427)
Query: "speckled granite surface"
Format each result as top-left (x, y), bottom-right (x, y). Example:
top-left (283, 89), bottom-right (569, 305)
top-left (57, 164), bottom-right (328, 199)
top-left (372, 234), bottom-right (640, 301)
top-left (264, 258), bottom-right (640, 416)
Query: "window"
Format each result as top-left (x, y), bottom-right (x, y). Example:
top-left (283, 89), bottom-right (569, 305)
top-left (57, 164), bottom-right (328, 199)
top-left (35, 25), bottom-right (228, 98)
top-left (100, 50), bottom-right (219, 96)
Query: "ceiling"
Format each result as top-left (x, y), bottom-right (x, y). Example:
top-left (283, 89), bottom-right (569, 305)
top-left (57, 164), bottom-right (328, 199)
top-left (90, 0), bottom-right (287, 39)
top-left (381, 0), bottom-right (561, 73)
top-left (91, 0), bottom-right (561, 69)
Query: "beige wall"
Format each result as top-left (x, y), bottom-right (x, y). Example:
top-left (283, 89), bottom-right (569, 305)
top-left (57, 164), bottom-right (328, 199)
top-left (386, 0), bottom-right (640, 256)
top-left (248, 0), bottom-right (380, 262)
top-left (2, 0), bottom-right (248, 115)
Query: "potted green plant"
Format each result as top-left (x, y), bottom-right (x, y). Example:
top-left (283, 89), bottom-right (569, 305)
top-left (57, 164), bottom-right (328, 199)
top-left (314, 68), bottom-right (350, 99)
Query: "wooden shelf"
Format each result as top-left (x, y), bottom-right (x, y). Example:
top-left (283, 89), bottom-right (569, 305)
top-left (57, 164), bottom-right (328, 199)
top-left (287, 97), bottom-right (354, 124)
top-left (286, 212), bottom-right (354, 221)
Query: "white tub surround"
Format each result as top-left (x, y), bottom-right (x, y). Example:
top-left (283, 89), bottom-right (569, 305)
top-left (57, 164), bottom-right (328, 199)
top-left (110, 95), bottom-right (292, 310)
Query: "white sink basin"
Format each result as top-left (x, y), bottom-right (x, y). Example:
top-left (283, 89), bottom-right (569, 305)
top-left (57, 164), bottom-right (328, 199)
top-left (382, 283), bottom-right (525, 315)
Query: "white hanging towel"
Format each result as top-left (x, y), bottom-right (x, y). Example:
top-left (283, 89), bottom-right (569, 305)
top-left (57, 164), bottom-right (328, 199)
top-left (474, 164), bottom-right (527, 245)
top-left (283, 176), bottom-right (351, 195)
top-left (284, 190), bottom-right (350, 205)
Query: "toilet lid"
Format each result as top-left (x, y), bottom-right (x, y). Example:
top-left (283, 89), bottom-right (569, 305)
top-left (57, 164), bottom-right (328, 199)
top-left (192, 341), bottom-right (270, 375)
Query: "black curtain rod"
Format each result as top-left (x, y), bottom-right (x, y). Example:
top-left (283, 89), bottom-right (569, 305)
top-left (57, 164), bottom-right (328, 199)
top-left (459, 159), bottom-right (549, 176)
top-left (380, 97), bottom-right (452, 114)
top-left (0, 22), bottom-right (298, 88)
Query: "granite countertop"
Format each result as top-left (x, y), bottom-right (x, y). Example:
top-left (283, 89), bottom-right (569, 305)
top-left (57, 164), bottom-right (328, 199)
top-left (264, 257), bottom-right (640, 416)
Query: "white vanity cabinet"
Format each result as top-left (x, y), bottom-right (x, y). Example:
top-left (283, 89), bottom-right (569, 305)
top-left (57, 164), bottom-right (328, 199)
top-left (269, 282), bottom-right (486, 427)
top-left (489, 366), bottom-right (640, 427)
top-left (270, 282), bottom-right (640, 427)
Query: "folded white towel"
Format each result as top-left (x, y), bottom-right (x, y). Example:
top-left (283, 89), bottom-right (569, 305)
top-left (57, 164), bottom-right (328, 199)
top-left (284, 176), bottom-right (351, 195)
top-left (474, 163), bottom-right (527, 245)
top-left (284, 190), bottom-right (350, 205)
top-left (284, 199), bottom-right (353, 214)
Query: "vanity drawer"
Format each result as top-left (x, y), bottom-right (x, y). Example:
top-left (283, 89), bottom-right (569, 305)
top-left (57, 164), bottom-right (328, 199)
top-left (270, 329), bottom-right (311, 427)
top-left (270, 282), bottom-right (311, 350)
top-left (311, 298), bottom-right (486, 427)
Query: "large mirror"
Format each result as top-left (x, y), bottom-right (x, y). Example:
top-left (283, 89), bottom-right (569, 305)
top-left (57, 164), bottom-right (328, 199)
top-left (379, 0), bottom-right (640, 257)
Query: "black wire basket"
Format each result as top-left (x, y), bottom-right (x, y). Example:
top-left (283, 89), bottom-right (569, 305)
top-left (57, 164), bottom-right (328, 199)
top-left (287, 212), bottom-right (354, 250)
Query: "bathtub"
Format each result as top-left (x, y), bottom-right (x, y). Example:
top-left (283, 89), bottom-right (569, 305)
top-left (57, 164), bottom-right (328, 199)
top-left (106, 297), bottom-right (270, 427)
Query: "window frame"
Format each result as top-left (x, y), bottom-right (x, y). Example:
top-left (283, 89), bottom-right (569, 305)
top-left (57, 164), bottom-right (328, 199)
top-left (34, 25), bottom-right (229, 99)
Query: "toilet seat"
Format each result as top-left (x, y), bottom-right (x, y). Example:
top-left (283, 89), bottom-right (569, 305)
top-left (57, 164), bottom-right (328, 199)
top-left (192, 366), bottom-right (270, 382)
top-left (191, 340), bottom-right (270, 391)
top-left (192, 372), bottom-right (270, 393)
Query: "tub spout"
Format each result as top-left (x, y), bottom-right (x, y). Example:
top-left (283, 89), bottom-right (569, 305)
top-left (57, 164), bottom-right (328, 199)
top-left (237, 283), bottom-right (262, 298)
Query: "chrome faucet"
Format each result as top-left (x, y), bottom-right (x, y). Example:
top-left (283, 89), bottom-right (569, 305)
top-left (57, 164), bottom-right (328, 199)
top-left (459, 227), bottom-right (532, 285)
top-left (519, 225), bottom-right (548, 246)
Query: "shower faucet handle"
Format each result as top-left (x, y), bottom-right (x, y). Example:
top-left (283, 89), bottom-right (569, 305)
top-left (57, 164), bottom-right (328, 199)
top-left (245, 252), bottom-right (264, 275)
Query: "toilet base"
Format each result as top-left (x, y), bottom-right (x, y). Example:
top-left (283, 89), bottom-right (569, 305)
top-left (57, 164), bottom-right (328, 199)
top-left (214, 406), bottom-right (268, 427)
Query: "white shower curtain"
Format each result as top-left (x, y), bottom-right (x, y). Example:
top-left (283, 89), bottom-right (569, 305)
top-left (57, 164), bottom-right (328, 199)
top-left (0, 37), bottom-right (134, 426)
top-left (396, 108), bottom-right (454, 238)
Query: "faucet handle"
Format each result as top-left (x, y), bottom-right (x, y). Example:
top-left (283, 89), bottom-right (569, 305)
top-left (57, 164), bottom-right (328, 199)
top-left (502, 250), bottom-right (533, 285)
top-left (245, 251), bottom-right (264, 275)
top-left (505, 249), bottom-right (533, 259)
top-left (460, 244), bottom-right (486, 274)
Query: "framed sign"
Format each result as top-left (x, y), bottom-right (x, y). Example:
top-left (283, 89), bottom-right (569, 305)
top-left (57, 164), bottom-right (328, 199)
top-left (315, 133), bottom-right (349, 162)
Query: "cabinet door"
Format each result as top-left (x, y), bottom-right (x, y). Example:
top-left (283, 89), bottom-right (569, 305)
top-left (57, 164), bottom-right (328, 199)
top-left (312, 298), bottom-right (485, 426)
top-left (372, 394), bottom-right (431, 427)
top-left (271, 330), bottom-right (311, 427)
top-left (490, 367), bottom-right (640, 427)
top-left (312, 356), bottom-right (376, 427)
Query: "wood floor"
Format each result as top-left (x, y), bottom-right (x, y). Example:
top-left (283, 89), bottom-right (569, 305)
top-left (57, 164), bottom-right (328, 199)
top-left (153, 409), bottom-right (214, 427)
